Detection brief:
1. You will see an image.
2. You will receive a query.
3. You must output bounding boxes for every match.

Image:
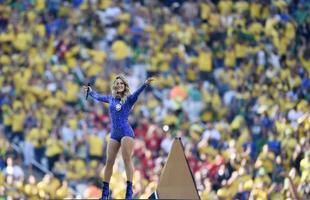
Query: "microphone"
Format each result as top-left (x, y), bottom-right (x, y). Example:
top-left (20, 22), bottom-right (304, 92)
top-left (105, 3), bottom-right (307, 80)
top-left (86, 83), bottom-right (91, 100)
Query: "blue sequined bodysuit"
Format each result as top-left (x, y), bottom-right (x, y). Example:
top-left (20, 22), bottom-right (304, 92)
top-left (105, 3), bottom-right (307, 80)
top-left (89, 84), bottom-right (147, 142)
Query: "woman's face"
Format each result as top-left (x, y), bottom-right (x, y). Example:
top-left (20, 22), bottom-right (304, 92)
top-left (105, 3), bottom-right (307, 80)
top-left (115, 78), bottom-right (125, 93)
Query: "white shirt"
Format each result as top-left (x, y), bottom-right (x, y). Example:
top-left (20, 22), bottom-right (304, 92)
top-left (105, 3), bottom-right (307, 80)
top-left (202, 128), bottom-right (221, 141)
top-left (61, 125), bottom-right (74, 144)
top-left (4, 165), bottom-right (24, 180)
top-left (161, 137), bottom-right (173, 154)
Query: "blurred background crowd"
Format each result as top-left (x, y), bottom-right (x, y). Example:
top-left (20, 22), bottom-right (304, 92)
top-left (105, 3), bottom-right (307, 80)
top-left (0, 0), bottom-right (309, 199)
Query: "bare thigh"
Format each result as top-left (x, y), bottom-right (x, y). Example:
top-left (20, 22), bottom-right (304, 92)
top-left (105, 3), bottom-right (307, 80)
top-left (121, 136), bottom-right (135, 161)
top-left (106, 138), bottom-right (121, 164)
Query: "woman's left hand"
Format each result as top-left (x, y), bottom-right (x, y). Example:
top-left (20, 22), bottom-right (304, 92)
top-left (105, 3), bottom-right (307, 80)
top-left (145, 77), bottom-right (155, 85)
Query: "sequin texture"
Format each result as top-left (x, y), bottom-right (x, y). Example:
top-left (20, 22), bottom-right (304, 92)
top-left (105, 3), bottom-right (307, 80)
top-left (89, 84), bottom-right (147, 142)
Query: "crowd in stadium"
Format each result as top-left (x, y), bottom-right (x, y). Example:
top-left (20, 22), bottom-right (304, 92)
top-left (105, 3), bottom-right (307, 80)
top-left (0, 0), bottom-right (309, 199)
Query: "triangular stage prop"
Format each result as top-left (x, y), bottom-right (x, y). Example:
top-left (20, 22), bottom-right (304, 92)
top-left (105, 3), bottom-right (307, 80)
top-left (149, 137), bottom-right (200, 199)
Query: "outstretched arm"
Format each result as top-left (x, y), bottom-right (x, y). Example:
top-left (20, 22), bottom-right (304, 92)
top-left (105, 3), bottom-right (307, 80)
top-left (83, 85), bottom-right (110, 103)
top-left (89, 91), bottom-right (110, 103)
top-left (128, 83), bottom-right (147, 104)
top-left (128, 77), bottom-right (155, 104)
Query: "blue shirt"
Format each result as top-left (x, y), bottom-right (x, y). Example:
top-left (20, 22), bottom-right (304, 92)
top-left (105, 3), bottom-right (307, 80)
top-left (89, 84), bottom-right (147, 140)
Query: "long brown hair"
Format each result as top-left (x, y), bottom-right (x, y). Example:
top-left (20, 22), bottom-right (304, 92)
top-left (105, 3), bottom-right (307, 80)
top-left (111, 75), bottom-right (130, 103)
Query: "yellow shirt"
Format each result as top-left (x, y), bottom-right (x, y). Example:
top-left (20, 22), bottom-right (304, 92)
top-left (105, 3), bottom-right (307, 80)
top-left (95, 78), bottom-right (109, 93)
top-left (157, 75), bottom-right (174, 88)
top-left (13, 71), bottom-right (24, 95)
top-left (257, 151), bottom-right (275, 173)
top-left (24, 183), bottom-right (39, 198)
top-left (235, 43), bottom-right (248, 58)
top-left (13, 31), bottom-right (33, 51)
top-left (67, 159), bottom-right (87, 180)
top-left (198, 50), bottom-right (212, 72)
top-left (265, 18), bottom-right (278, 37)
top-left (35, 0), bottom-right (45, 11)
top-left (237, 128), bottom-right (250, 150)
top-left (98, 0), bottom-right (112, 9)
top-left (209, 13), bottom-right (221, 28)
top-left (251, 188), bottom-right (268, 200)
top-left (88, 49), bottom-right (106, 64)
top-left (163, 114), bottom-right (178, 126)
top-left (200, 3), bottom-right (211, 20)
top-left (68, 117), bottom-right (78, 131)
top-left (211, 92), bottom-right (221, 109)
top-left (199, 145), bottom-right (217, 157)
top-left (24, 94), bottom-right (36, 111)
top-left (66, 56), bottom-right (77, 69)
top-left (42, 112), bottom-right (54, 131)
top-left (235, 1), bottom-right (249, 14)
top-left (224, 48), bottom-right (236, 67)
top-left (54, 159), bottom-right (67, 174)
top-left (32, 54), bottom-right (45, 75)
top-left (177, 26), bottom-right (195, 45)
top-left (261, 6), bottom-right (270, 19)
top-left (39, 128), bottom-right (49, 148)
top-left (285, 22), bottom-right (295, 40)
top-left (0, 54), bottom-right (11, 65)
top-left (217, 187), bottom-right (230, 199)
top-left (300, 157), bottom-right (310, 182)
top-left (159, 54), bottom-right (171, 72)
top-left (248, 22), bottom-right (263, 41)
top-left (46, 138), bottom-right (64, 157)
top-left (0, 30), bottom-right (14, 42)
top-left (65, 81), bottom-right (79, 102)
top-left (27, 128), bottom-right (40, 147)
top-left (148, 53), bottom-right (160, 72)
top-left (274, 36), bottom-right (290, 55)
top-left (0, 136), bottom-right (8, 157)
top-left (110, 171), bottom-right (126, 198)
top-left (44, 95), bottom-right (64, 109)
top-left (228, 176), bottom-right (247, 197)
top-left (12, 110), bottom-right (26, 132)
top-left (35, 23), bottom-right (46, 37)
top-left (270, 192), bottom-right (285, 200)
top-left (250, 2), bottom-right (261, 18)
top-left (87, 63), bottom-right (102, 76)
top-left (88, 134), bottom-right (104, 157)
top-left (37, 181), bottom-right (49, 198)
top-left (218, 0), bottom-right (233, 15)
top-left (163, 21), bottom-right (179, 36)
top-left (186, 66), bottom-right (197, 82)
top-left (0, 171), bottom-right (4, 185)
top-left (2, 105), bottom-right (12, 126)
top-left (118, 22), bottom-right (128, 35)
top-left (274, 0), bottom-right (288, 10)
top-left (299, 53), bottom-right (310, 74)
top-left (118, 12), bottom-right (131, 22)
top-left (48, 178), bottom-right (60, 198)
top-left (56, 185), bottom-right (69, 199)
top-left (0, 76), bottom-right (3, 88)
top-left (111, 40), bottom-right (129, 60)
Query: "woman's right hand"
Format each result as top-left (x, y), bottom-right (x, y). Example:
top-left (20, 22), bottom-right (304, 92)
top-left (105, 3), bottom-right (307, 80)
top-left (83, 85), bottom-right (92, 93)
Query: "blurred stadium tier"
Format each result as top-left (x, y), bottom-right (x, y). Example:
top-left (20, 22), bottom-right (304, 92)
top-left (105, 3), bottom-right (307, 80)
top-left (0, 0), bottom-right (309, 199)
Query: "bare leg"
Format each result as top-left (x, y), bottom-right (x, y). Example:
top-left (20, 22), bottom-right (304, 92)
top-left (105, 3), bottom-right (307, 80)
top-left (121, 136), bottom-right (135, 182)
top-left (103, 138), bottom-right (121, 182)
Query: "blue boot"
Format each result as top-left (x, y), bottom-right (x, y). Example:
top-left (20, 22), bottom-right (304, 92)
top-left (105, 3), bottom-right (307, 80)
top-left (101, 181), bottom-right (109, 200)
top-left (125, 181), bottom-right (133, 200)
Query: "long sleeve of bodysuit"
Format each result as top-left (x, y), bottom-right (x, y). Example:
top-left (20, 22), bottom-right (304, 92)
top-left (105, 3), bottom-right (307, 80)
top-left (89, 91), bottom-right (111, 103)
top-left (127, 83), bottom-right (148, 104)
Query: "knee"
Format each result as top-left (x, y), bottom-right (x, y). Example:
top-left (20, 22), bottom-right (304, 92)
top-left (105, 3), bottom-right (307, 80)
top-left (106, 158), bottom-right (115, 167)
top-left (122, 155), bottom-right (132, 165)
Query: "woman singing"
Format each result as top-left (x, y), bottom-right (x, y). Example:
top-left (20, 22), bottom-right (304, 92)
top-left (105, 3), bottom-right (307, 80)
top-left (84, 75), bottom-right (154, 199)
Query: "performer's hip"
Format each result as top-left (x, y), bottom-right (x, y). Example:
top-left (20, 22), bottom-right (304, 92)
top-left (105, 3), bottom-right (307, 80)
top-left (110, 128), bottom-right (134, 143)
